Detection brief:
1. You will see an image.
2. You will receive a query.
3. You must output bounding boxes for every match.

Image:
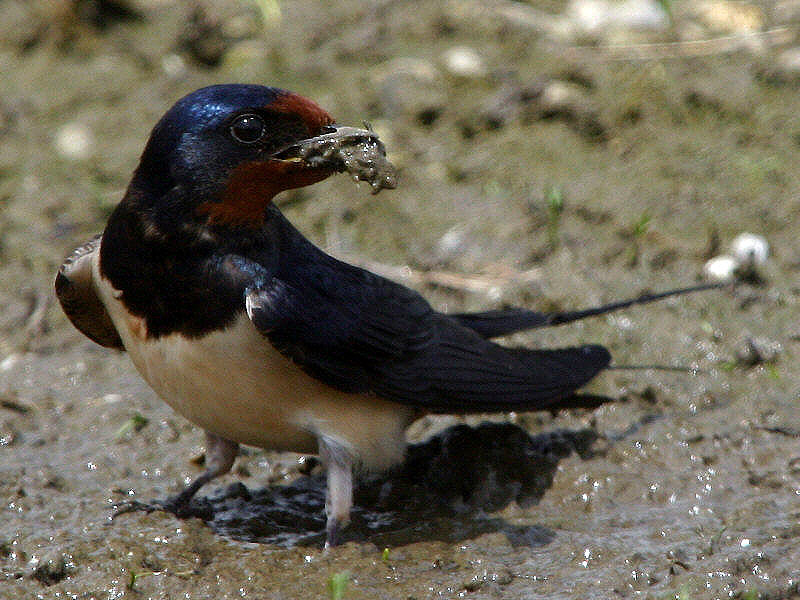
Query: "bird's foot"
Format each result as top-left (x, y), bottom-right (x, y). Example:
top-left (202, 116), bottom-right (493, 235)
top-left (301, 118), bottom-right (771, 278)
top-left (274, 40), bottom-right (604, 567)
top-left (111, 498), bottom-right (161, 518)
top-left (112, 490), bottom-right (212, 521)
top-left (324, 517), bottom-right (346, 550)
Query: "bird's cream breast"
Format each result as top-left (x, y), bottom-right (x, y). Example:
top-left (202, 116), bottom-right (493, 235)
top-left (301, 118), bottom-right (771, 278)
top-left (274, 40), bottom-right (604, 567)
top-left (92, 251), bottom-right (413, 470)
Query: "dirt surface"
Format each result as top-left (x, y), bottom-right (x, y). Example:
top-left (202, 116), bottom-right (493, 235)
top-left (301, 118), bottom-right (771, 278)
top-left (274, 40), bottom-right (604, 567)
top-left (1, 1), bottom-right (799, 598)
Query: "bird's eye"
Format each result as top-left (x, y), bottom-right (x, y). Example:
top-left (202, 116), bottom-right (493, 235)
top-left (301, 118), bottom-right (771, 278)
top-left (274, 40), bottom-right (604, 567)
top-left (230, 114), bottom-right (265, 144)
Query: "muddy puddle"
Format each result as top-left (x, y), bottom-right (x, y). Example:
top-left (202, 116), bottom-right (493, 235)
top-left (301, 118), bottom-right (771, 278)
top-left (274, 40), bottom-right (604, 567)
top-left (134, 423), bottom-right (598, 548)
top-left (2, 1), bottom-right (800, 598)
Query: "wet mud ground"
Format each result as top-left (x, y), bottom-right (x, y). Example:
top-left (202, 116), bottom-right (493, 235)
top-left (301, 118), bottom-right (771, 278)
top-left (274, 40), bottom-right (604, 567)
top-left (1, 1), bottom-right (800, 598)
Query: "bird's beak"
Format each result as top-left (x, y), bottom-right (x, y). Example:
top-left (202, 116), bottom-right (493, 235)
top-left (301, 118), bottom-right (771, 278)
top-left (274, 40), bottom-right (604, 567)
top-left (272, 125), bottom-right (397, 193)
top-left (272, 124), bottom-right (375, 163)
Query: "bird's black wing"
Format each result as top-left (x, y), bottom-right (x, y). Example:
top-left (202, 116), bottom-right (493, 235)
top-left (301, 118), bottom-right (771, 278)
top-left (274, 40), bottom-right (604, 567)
top-left (242, 255), bottom-right (610, 412)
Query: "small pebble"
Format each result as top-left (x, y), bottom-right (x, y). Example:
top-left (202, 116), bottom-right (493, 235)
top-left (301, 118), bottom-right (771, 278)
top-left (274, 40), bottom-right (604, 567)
top-left (776, 47), bottom-right (800, 75)
top-left (443, 46), bottom-right (486, 78)
top-left (437, 226), bottom-right (467, 257)
top-left (703, 255), bottom-right (737, 282)
top-left (0, 354), bottom-right (21, 372)
top-left (736, 337), bottom-right (781, 367)
top-left (54, 123), bottom-right (93, 161)
top-left (568, 0), bottom-right (669, 33)
top-left (695, 0), bottom-right (763, 34)
top-left (161, 53), bottom-right (187, 78)
top-left (540, 81), bottom-right (585, 110)
top-left (731, 232), bottom-right (769, 267)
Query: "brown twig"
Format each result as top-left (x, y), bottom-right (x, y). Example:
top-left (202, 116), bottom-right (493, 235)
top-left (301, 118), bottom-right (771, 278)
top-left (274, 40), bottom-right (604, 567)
top-left (564, 27), bottom-right (794, 61)
top-left (1, 397), bottom-right (31, 414)
top-left (466, 0), bottom-right (793, 60)
top-left (338, 255), bottom-right (542, 293)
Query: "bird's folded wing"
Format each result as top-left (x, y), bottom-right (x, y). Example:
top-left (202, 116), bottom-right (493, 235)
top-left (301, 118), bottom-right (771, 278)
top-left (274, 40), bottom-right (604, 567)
top-left (245, 260), bottom-right (610, 412)
top-left (55, 236), bottom-right (124, 349)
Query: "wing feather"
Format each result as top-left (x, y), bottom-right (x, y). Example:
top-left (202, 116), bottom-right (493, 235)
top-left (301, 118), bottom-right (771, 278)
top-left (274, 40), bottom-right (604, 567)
top-left (246, 257), bottom-right (610, 412)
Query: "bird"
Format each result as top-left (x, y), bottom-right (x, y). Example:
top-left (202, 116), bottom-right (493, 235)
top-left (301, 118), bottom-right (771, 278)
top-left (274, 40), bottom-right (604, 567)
top-left (54, 84), bottom-right (717, 547)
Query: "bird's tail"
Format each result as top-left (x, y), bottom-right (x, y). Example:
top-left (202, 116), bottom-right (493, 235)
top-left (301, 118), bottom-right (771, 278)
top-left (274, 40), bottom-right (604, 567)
top-left (451, 281), bottom-right (726, 339)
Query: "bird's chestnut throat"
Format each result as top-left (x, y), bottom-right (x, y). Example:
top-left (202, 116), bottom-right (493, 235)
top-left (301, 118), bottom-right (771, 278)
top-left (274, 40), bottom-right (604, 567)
top-left (197, 159), bottom-right (333, 227)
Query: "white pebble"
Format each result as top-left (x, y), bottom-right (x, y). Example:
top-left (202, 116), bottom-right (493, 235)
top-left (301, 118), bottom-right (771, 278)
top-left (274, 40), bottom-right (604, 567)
top-left (437, 226), bottom-right (466, 256)
top-left (540, 81), bottom-right (579, 108)
top-left (443, 46), bottom-right (486, 78)
top-left (0, 354), bottom-right (20, 372)
top-left (161, 53), bottom-right (187, 78)
top-left (776, 47), bottom-right (800, 75)
top-left (568, 0), bottom-right (669, 33)
top-left (731, 232), bottom-right (769, 266)
top-left (54, 123), bottom-right (93, 160)
top-left (703, 255), bottom-right (738, 282)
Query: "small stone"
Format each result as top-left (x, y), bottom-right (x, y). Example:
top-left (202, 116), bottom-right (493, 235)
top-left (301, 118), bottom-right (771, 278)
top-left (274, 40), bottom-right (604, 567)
top-left (540, 81), bottom-right (580, 109)
top-left (695, 0), bottom-right (763, 33)
top-left (731, 232), bottom-right (769, 267)
top-left (703, 255), bottom-right (738, 282)
top-left (567, 0), bottom-right (668, 34)
top-left (0, 354), bottom-right (21, 372)
top-left (536, 81), bottom-right (607, 141)
top-left (443, 46), bottom-right (486, 78)
top-left (776, 47), bottom-right (800, 74)
top-left (54, 123), bottom-right (92, 161)
top-left (436, 226), bottom-right (467, 261)
top-left (736, 337), bottom-right (781, 366)
top-left (161, 53), bottom-right (187, 78)
top-left (756, 47), bottom-right (800, 86)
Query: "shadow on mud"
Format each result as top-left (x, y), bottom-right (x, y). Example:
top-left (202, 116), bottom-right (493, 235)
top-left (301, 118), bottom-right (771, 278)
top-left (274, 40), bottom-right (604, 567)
top-left (159, 422), bottom-right (602, 548)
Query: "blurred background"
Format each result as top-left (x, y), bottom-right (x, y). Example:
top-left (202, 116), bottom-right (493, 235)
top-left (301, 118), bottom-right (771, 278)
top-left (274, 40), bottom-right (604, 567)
top-left (1, 1), bottom-right (799, 598)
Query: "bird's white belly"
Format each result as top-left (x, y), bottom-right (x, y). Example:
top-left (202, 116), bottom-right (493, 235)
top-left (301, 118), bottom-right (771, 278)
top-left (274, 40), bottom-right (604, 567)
top-left (124, 315), bottom-right (323, 451)
top-left (93, 259), bottom-right (414, 470)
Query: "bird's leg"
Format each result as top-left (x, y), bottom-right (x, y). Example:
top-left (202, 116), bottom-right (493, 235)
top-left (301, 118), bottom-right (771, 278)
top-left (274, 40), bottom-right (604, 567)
top-left (113, 431), bottom-right (238, 518)
top-left (318, 436), bottom-right (353, 549)
top-left (165, 431), bottom-right (239, 513)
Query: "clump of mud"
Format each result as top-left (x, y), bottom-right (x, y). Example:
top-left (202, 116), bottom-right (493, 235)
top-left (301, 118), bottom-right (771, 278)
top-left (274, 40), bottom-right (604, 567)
top-left (288, 125), bottom-right (397, 193)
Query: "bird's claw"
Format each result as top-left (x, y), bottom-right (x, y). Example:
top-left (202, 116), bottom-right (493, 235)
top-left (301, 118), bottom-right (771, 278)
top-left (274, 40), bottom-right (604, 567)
top-left (111, 492), bottom-right (210, 521)
top-left (324, 518), bottom-right (342, 550)
top-left (111, 498), bottom-right (164, 519)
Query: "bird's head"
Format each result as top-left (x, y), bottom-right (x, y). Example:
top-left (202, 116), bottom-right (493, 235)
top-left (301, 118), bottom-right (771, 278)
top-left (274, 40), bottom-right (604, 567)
top-left (130, 84), bottom-right (337, 227)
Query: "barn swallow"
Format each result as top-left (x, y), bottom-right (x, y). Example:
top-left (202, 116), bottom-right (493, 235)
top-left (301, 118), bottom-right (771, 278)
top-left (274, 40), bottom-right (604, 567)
top-left (55, 84), bottom-right (720, 547)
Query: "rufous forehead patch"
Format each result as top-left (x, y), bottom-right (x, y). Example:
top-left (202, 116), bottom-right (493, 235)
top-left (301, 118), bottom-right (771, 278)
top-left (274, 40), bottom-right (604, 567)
top-left (267, 92), bottom-right (334, 136)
